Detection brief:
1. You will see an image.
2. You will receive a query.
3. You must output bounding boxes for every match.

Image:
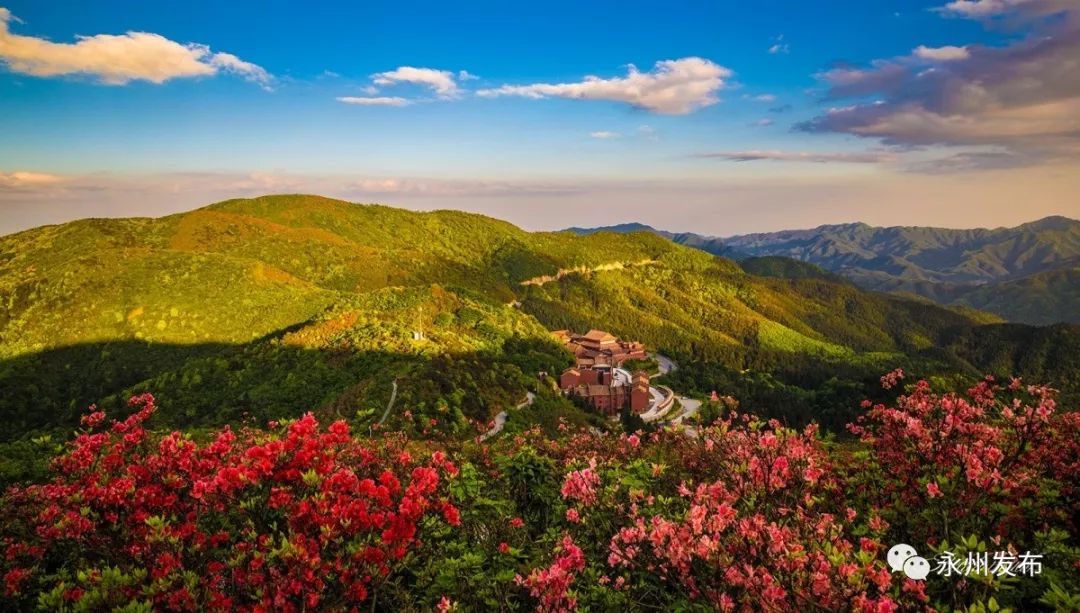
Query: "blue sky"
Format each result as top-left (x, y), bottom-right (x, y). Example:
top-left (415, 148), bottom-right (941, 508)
top-left (1, 0), bottom-right (1077, 234)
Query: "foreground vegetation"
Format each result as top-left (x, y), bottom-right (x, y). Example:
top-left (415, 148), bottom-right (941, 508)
top-left (2, 372), bottom-right (1077, 611)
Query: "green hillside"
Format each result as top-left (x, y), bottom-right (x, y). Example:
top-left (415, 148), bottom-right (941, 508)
top-left (737, 256), bottom-right (851, 283)
top-left (2, 195), bottom-right (1078, 444)
top-left (890, 267), bottom-right (1080, 326)
top-left (570, 217), bottom-right (1080, 324)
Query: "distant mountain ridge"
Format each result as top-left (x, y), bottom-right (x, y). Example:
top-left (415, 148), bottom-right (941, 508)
top-left (566, 216), bottom-right (1080, 325)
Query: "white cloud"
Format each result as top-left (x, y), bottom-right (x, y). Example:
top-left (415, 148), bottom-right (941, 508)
top-left (340, 177), bottom-right (578, 198)
top-left (371, 66), bottom-right (462, 98)
top-left (753, 118), bottom-right (775, 126)
top-left (336, 96), bottom-right (411, 106)
top-left (589, 131), bottom-right (619, 139)
top-left (0, 8), bottom-right (270, 86)
top-left (693, 149), bottom-right (895, 163)
top-left (0, 170), bottom-right (66, 188)
top-left (476, 57), bottom-right (731, 115)
top-left (746, 93), bottom-right (777, 102)
top-left (768, 35), bottom-right (790, 54)
top-left (938, 0), bottom-right (1020, 17)
top-left (351, 178), bottom-right (405, 192)
top-left (913, 45), bottom-right (970, 61)
top-left (227, 171), bottom-right (307, 191)
top-left (208, 52), bottom-right (273, 89)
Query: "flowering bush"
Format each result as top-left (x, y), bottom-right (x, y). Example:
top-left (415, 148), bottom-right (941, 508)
top-left (2, 373), bottom-right (1077, 612)
top-left (569, 419), bottom-right (917, 611)
top-left (1, 394), bottom-right (460, 611)
top-left (849, 372), bottom-right (1079, 543)
top-left (846, 371), bottom-right (1080, 606)
top-left (517, 535), bottom-right (586, 612)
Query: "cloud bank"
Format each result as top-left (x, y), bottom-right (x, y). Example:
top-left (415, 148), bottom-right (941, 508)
top-left (693, 150), bottom-right (894, 163)
top-left (0, 170), bottom-right (66, 188)
top-left (3, 167), bottom-right (1075, 239)
top-left (800, 0), bottom-right (1080, 167)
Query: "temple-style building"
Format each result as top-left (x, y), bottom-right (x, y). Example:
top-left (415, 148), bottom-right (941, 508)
top-left (555, 330), bottom-right (651, 416)
top-left (552, 329), bottom-right (647, 368)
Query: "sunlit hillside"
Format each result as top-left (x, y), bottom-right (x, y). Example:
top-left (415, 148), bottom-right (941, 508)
top-left (3, 195), bottom-right (1079, 444)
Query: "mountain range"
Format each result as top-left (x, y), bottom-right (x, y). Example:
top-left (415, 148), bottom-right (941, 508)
top-left (3, 195), bottom-right (1079, 446)
top-left (568, 216), bottom-right (1080, 325)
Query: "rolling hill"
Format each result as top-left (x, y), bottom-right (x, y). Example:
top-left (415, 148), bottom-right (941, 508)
top-left (3, 195), bottom-right (1078, 443)
top-left (569, 217), bottom-right (1080, 325)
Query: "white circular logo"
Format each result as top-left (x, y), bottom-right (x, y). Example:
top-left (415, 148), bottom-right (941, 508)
top-left (903, 555), bottom-right (931, 581)
top-left (887, 543), bottom-right (918, 572)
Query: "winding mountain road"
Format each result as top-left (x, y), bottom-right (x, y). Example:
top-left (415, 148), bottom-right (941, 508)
top-left (650, 353), bottom-right (705, 433)
top-left (479, 392), bottom-right (536, 442)
top-left (654, 353), bottom-right (678, 375)
top-left (671, 396), bottom-right (702, 424)
top-left (374, 379), bottom-right (399, 428)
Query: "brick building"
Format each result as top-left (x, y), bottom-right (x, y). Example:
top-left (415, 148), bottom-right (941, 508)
top-left (561, 368), bottom-right (651, 415)
top-left (630, 371), bottom-right (651, 413)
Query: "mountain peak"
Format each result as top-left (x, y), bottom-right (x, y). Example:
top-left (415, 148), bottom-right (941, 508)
top-left (564, 222), bottom-right (659, 235)
top-left (1017, 215), bottom-right (1079, 232)
top-left (204, 194), bottom-right (353, 213)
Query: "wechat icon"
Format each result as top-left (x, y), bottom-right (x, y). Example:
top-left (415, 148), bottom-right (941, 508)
top-left (887, 543), bottom-right (930, 581)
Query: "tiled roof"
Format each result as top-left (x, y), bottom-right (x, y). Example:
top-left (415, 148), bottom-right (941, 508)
top-left (583, 329), bottom-right (616, 342)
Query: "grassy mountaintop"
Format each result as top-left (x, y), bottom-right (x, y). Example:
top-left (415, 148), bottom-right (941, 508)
top-left (2, 195), bottom-right (1077, 442)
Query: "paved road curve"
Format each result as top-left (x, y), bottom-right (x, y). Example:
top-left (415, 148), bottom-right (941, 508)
top-left (672, 396), bottom-right (702, 424)
top-left (373, 379), bottom-right (399, 431)
top-left (479, 392), bottom-right (536, 442)
top-left (653, 353), bottom-right (678, 375)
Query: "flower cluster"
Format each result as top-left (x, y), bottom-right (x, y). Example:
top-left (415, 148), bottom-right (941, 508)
top-left (516, 535), bottom-right (586, 612)
top-left (848, 375), bottom-right (1080, 544)
top-left (604, 418), bottom-right (906, 611)
top-left (559, 458), bottom-right (600, 507)
top-left (1, 395), bottom-right (459, 611)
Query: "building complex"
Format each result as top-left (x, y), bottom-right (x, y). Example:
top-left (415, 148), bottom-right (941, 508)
top-left (553, 329), bottom-right (651, 416)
